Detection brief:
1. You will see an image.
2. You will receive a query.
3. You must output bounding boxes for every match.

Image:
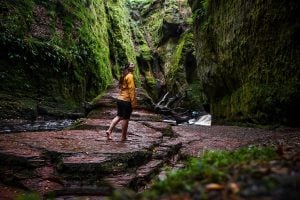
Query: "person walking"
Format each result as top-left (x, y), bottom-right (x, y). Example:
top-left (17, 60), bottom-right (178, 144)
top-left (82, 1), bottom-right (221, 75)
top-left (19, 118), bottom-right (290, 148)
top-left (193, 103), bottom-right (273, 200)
top-left (106, 62), bottom-right (137, 141)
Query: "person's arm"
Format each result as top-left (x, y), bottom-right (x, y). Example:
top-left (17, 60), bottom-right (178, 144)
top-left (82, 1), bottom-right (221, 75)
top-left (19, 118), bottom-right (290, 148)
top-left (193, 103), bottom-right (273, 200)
top-left (126, 74), bottom-right (137, 108)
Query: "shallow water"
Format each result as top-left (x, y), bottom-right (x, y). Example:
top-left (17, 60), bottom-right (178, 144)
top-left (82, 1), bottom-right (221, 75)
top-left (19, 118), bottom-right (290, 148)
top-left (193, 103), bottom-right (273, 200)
top-left (0, 119), bottom-right (74, 133)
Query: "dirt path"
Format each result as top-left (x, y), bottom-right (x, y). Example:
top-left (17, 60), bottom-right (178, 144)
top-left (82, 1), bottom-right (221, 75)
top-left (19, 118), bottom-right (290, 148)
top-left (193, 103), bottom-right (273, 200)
top-left (0, 85), bottom-right (299, 199)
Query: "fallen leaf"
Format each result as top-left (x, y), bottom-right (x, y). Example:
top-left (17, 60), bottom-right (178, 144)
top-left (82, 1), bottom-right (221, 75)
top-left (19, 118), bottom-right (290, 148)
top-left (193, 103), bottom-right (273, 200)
top-left (205, 183), bottom-right (224, 191)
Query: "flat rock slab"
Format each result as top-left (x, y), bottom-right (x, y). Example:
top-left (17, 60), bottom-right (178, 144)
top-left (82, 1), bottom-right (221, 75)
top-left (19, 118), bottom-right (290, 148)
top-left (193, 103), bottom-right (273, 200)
top-left (0, 121), bottom-right (163, 161)
top-left (1, 117), bottom-right (300, 198)
top-left (172, 125), bottom-right (300, 157)
top-left (0, 119), bottom-right (165, 197)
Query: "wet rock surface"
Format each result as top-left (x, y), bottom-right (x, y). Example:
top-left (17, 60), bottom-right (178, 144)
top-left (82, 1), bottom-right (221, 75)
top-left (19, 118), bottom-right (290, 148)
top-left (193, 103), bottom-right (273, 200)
top-left (0, 86), bottom-right (299, 199)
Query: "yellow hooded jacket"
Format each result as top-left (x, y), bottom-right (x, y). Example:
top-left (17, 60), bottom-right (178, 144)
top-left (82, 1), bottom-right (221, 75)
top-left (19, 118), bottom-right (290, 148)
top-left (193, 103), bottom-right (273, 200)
top-left (118, 72), bottom-right (137, 107)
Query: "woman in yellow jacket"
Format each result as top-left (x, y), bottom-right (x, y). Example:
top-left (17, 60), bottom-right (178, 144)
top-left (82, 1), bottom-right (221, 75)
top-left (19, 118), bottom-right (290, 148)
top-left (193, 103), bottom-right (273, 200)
top-left (106, 62), bottom-right (137, 141)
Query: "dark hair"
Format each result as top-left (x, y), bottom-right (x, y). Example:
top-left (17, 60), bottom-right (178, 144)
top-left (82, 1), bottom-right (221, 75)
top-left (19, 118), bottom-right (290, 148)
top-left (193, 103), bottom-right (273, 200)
top-left (118, 64), bottom-right (130, 89)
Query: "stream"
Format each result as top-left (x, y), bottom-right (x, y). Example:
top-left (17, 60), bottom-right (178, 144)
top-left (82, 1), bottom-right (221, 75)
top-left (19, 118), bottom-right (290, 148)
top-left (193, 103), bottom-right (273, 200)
top-left (0, 119), bottom-right (74, 133)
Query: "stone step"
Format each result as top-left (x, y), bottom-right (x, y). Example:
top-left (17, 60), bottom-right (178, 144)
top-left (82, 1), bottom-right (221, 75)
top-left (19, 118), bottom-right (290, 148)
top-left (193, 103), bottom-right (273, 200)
top-left (129, 159), bottom-right (164, 191)
top-left (59, 150), bottom-right (153, 177)
top-left (103, 159), bottom-right (164, 190)
top-left (48, 180), bottom-right (113, 198)
top-left (152, 140), bottom-right (182, 160)
top-left (142, 121), bottom-right (174, 137)
top-left (103, 173), bottom-right (136, 189)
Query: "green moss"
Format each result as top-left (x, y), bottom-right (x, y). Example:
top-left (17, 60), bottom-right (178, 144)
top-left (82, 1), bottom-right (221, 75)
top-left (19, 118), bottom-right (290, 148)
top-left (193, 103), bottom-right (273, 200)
top-left (143, 11), bottom-right (164, 46)
top-left (0, 94), bottom-right (37, 119)
top-left (138, 44), bottom-right (152, 61)
top-left (132, 146), bottom-right (276, 199)
top-left (191, 0), bottom-right (300, 125)
top-left (106, 0), bottom-right (140, 86)
top-left (213, 81), bottom-right (300, 125)
top-left (145, 71), bottom-right (156, 86)
top-left (166, 31), bottom-right (195, 95)
top-left (0, 0), bottom-right (34, 35)
top-left (186, 83), bottom-right (207, 109)
top-left (0, 0), bottom-right (114, 119)
top-left (16, 192), bottom-right (40, 200)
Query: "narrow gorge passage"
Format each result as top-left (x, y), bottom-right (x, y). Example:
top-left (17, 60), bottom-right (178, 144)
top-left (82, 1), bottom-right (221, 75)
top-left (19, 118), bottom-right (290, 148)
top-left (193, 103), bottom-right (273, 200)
top-left (1, 0), bottom-right (299, 199)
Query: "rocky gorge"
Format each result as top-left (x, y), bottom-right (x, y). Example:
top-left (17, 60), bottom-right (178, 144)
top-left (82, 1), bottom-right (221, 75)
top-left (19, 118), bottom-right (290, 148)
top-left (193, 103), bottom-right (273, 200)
top-left (0, 0), bottom-right (300, 199)
top-left (1, 0), bottom-right (299, 125)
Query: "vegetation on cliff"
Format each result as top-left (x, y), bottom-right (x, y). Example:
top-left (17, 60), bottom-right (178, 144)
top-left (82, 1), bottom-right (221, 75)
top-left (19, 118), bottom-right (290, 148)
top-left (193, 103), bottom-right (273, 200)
top-left (0, 0), bottom-right (141, 119)
top-left (128, 0), bottom-right (200, 107)
top-left (0, 0), bottom-right (113, 118)
top-left (106, 0), bottom-right (140, 82)
top-left (190, 0), bottom-right (300, 126)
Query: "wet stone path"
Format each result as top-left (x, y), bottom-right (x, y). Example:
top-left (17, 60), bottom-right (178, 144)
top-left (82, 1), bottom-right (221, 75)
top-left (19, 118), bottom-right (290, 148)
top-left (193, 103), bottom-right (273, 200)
top-left (0, 85), bottom-right (299, 199)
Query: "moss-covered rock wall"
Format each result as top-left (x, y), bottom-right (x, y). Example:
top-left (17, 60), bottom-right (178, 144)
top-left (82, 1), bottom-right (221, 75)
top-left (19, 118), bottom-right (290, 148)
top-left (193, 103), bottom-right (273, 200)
top-left (106, 0), bottom-right (140, 81)
top-left (190, 0), bottom-right (300, 125)
top-left (0, 0), bottom-right (140, 119)
top-left (128, 0), bottom-right (201, 107)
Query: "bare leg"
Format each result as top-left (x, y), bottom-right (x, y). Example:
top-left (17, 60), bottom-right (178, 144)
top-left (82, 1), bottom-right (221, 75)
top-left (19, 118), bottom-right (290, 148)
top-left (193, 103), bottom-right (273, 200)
top-left (121, 119), bottom-right (129, 141)
top-left (106, 116), bottom-right (121, 139)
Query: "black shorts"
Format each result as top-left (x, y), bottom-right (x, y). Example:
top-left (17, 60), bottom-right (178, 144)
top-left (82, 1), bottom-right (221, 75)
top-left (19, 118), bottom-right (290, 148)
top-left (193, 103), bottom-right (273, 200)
top-left (117, 99), bottom-right (132, 119)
